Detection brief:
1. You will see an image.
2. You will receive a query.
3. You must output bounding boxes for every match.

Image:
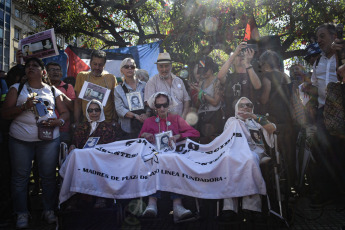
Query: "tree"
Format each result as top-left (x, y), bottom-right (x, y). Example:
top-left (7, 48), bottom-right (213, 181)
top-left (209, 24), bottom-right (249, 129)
top-left (15, 0), bottom-right (169, 49)
top-left (16, 0), bottom-right (345, 63)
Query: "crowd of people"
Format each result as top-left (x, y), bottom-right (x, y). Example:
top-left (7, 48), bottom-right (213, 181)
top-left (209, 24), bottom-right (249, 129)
top-left (0, 22), bottom-right (345, 228)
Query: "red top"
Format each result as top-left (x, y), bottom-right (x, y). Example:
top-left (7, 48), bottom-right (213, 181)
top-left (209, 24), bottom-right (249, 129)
top-left (56, 81), bottom-right (76, 132)
top-left (139, 114), bottom-right (200, 140)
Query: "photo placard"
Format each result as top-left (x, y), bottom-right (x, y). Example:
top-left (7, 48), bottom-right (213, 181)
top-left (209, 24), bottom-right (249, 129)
top-left (126, 91), bottom-right (144, 111)
top-left (79, 81), bottom-right (110, 106)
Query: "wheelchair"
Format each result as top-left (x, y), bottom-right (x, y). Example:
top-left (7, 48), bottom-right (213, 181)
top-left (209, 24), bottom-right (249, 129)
top-left (212, 131), bottom-right (292, 227)
top-left (56, 142), bottom-right (124, 230)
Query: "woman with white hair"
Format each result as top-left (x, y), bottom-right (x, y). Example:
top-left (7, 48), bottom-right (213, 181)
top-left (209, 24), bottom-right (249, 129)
top-left (220, 97), bottom-right (275, 221)
top-left (114, 58), bottom-right (147, 138)
top-left (139, 92), bottom-right (200, 222)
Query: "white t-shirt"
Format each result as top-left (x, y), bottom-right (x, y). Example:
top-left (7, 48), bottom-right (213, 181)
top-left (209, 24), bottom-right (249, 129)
top-left (9, 83), bottom-right (62, 142)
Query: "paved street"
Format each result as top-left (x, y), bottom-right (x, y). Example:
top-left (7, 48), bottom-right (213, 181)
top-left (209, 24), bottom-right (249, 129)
top-left (1, 191), bottom-right (345, 230)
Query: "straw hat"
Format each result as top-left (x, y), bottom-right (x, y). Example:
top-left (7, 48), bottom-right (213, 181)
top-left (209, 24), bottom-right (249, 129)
top-left (155, 53), bottom-right (173, 64)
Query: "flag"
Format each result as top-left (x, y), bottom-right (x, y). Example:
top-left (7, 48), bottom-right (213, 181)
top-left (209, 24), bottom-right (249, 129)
top-left (243, 15), bottom-right (260, 41)
top-left (64, 46), bottom-right (133, 78)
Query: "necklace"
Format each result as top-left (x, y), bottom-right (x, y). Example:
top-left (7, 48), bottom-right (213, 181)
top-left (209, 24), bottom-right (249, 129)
top-left (155, 115), bottom-right (171, 133)
top-left (26, 83), bottom-right (44, 96)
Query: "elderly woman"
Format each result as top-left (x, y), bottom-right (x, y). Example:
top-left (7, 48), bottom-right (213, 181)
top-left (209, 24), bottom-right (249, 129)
top-left (220, 97), bottom-right (275, 220)
top-left (114, 58), bottom-right (147, 138)
top-left (139, 92), bottom-right (200, 222)
top-left (1, 57), bottom-right (69, 228)
top-left (70, 99), bottom-right (124, 150)
top-left (68, 99), bottom-right (125, 208)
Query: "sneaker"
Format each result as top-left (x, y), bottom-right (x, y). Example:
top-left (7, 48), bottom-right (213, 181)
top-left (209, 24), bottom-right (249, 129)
top-left (142, 204), bottom-right (157, 218)
top-left (42, 210), bottom-right (57, 224)
top-left (173, 205), bottom-right (192, 222)
top-left (16, 213), bottom-right (29, 229)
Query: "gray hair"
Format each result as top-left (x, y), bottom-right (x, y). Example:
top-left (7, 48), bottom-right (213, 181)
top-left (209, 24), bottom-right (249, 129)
top-left (120, 58), bottom-right (136, 77)
top-left (136, 69), bottom-right (149, 82)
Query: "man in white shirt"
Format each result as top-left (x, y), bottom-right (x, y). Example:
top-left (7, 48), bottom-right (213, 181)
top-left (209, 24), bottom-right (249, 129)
top-left (310, 23), bottom-right (342, 207)
top-left (144, 53), bottom-right (190, 119)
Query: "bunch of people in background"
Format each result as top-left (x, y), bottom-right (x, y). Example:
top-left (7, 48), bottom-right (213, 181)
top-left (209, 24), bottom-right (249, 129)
top-left (0, 22), bottom-right (345, 229)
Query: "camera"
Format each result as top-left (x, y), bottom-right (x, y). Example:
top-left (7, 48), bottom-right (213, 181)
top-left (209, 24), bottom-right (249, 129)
top-left (242, 44), bottom-right (258, 52)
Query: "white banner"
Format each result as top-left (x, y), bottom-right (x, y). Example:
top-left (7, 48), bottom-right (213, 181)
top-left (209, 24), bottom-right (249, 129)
top-left (59, 120), bottom-right (266, 204)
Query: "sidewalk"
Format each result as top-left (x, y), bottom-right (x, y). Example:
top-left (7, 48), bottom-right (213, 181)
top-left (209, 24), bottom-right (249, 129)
top-left (1, 192), bottom-right (345, 230)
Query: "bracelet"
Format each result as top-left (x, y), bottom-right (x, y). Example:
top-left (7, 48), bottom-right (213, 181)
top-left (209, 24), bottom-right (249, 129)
top-left (246, 65), bottom-right (253, 70)
top-left (254, 115), bottom-right (269, 126)
top-left (59, 119), bottom-right (65, 127)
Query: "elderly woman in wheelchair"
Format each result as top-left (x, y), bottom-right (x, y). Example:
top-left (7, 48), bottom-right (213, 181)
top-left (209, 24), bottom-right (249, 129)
top-left (220, 97), bottom-right (276, 221)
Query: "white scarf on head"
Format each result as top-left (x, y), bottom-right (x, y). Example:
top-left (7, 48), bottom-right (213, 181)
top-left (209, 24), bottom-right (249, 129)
top-left (85, 100), bottom-right (105, 135)
top-left (226, 97), bottom-right (273, 148)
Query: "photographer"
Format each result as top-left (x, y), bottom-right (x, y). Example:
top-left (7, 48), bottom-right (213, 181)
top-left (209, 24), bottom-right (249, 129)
top-left (1, 57), bottom-right (69, 229)
top-left (217, 42), bottom-right (261, 118)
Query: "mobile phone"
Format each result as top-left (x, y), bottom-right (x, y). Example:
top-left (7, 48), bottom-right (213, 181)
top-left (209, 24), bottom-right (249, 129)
top-left (242, 44), bottom-right (258, 52)
top-left (35, 99), bottom-right (48, 117)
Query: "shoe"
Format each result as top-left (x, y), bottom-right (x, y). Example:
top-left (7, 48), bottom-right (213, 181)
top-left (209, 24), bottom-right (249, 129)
top-left (16, 213), bottom-right (29, 229)
top-left (142, 204), bottom-right (157, 218)
top-left (42, 210), bottom-right (57, 224)
top-left (217, 210), bottom-right (239, 222)
top-left (173, 205), bottom-right (192, 222)
top-left (94, 197), bottom-right (107, 208)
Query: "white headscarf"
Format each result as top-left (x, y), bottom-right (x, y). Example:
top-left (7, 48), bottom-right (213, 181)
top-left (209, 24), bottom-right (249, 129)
top-left (85, 99), bottom-right (105, 135)
top-left (226, 97), bottom-right (274, 148)
top-left (234, 96), bottom-right (254, 120)
top-left (147, 92), bottom-right (178, 110)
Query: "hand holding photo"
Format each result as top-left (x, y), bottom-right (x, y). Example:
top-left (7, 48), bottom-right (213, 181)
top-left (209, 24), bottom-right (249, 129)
top-left (155, 130), bottom-right (174, 151)
top-left (126, 92), bottom-right (144, 111)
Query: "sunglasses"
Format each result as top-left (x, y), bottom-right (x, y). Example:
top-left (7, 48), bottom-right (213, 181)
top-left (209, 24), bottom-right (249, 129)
top-left (87, 108), bottom-right (101, 113)
top-left (238, 103), bottom-right (254, 109)
top-left (155, 103), bottom-right (169, 108)
top-left (123, 65), bottom-right (136, 70)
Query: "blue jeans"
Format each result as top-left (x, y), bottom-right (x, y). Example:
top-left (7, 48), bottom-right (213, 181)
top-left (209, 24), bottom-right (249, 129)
top-left (9, 136), bottom-right (60, 214)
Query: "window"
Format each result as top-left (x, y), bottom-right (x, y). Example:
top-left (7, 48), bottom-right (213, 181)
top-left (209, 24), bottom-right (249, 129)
top-left (15, 9), bottom-right (21, 18)
top-left (14, 49), bottom-right (17, 63)
top-left (0, 27), bottom-right (3, 39)
top-left (56, 37), bottom-right (62, 46)
top-left (30, 18), bottom-right (37, 28)
top-left (14, 28), bottom-right (20, 40)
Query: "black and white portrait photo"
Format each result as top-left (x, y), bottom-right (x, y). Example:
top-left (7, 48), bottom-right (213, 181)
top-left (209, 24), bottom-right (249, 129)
top-left (155, 130), bottom-right (173, 151)
top-left (126, 92), bottom-right (144, 111)
top-left (83, 137), bottom-right (100, 149)
top-left (249, 129), bottom-right (263, 145)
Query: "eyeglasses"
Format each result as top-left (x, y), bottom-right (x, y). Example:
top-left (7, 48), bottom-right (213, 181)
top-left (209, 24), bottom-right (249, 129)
top-left (155, 103), bottom-right (169, 108)
top-left (238, 103), bottom-right (254, 109)
top-left (123, 65), bottom-right (136, 70)
top-left (87, 108), bottom-right (101, 113)
top-left (48, 68), bottom-right (61, 72)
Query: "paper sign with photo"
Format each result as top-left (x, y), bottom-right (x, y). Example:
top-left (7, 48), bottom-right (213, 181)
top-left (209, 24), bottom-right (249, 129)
top-left (249, 129), bottom-right (263, 145)
top-left (83, 137), bottom-right (100, 149)
top-left (79, 81), bottom-right (110, 106)
top-left (155, 130), bottom-right (175, 152)
top-left (19, 28), bottom-right (59, 60)
top-left (126, 92), bottom-right (144, 111)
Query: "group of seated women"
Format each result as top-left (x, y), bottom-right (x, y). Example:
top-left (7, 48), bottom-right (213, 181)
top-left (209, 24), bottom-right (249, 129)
top-left (66, 92), bottom-right (276, 223)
